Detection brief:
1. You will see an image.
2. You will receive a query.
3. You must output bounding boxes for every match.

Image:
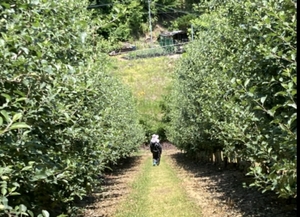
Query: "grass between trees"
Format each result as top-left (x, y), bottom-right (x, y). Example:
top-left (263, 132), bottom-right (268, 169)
top-left (114, 150), bottom-right (201, 217)
top-left (110, 55), bottom-right (178, 138)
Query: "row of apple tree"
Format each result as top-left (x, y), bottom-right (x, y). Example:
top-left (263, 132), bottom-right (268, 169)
top-left (165, 0), bottom-right (296, 199)
top-left (0, 0), bottom-right (145, 216)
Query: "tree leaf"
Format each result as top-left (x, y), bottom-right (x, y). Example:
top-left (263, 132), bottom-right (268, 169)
top-left (1, 188), bottom-right (7, 196)
top-left (10, 122), bottom-right (31, 130)
top-left (21, 165), bottom-right (33, 171)
top-left (244, 79), bottom-right (250, 87)
top-left (19, 204), bottom-right (27, 212)
top-left (12, 113), bottom-right (22, 122)
top-left (260, 96), bottom-right (267, 105)
top-left (42, 210), bottom-right (50, 217)
top-left (31, 0), bottom-right (40, 5)
top-left (1, 93), bottom-right (11, 102)
top-left (0, 110), bottom-right (10, 122)
top-left (80, 32), bottom-right (87, 43)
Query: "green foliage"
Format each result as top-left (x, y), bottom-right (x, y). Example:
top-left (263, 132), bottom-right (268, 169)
top-left (88, 0), bottom-right (196, 43)
top-left (166, 0), bottom-right (296, 198)
top-left (170, 14), bottom-right (197, 32)
top-left (0, 0), bottom-right (144, 216)
top-left (89, 0), bottom-right (145, 42)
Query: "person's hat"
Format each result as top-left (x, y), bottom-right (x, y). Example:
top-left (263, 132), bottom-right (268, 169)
top-left (151, 134), bottom-right (159, 143)
top-left (152, 134), bottom-right (159, 139)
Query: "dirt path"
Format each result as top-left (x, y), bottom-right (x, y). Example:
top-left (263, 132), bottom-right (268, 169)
top-left (81, 144), bottom-right (297, 217)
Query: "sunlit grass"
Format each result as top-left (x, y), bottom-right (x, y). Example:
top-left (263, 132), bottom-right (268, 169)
top-left (110, 55), bottom-right (177, 133)
top-left (114, 151), bottom-right (202, 217)
top-left (111, 56), bottom-right (174, 100)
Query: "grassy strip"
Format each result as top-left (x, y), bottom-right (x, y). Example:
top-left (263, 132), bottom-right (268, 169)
top-left (114, 151), bottom-right (201, 217)
top-left (109, 56), bottom-right (176, 133)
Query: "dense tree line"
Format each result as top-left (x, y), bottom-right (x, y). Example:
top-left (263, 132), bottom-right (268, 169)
top-left (0, 0), bottom-right (144, 216)
top-left (87, 0), bottom-right (201, 47)
top-left (165, 0), bottom-right (297, 199)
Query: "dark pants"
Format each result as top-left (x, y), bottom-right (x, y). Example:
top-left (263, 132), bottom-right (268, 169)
top-left (152, 152), bottom-right (161, 165)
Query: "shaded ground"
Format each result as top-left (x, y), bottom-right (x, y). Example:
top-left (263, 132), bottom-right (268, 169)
top-left (79, 154), bottom-right (146, 217)
top-left (81, 143), bottom-right (297, 217)
top-left (167, 149), bottom-right (297, 217)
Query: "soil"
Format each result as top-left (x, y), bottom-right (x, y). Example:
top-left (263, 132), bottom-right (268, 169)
top-left (81, 143), bottom-right (297, 217)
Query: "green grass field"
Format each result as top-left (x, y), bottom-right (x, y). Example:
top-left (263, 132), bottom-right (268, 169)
top-left (110, 55), bottom-right (178, 134)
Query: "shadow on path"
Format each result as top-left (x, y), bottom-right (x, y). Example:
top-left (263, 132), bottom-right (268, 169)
top-left (77, 155), bottom-right (144, 217)
top-left (169, 151), bottom-right (297, 217)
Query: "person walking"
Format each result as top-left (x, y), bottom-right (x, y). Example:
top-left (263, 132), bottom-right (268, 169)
top-left (149, 134), bottom-right (162, 166)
